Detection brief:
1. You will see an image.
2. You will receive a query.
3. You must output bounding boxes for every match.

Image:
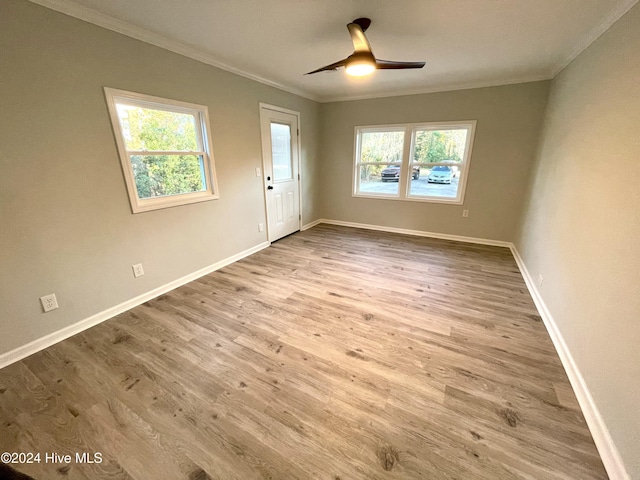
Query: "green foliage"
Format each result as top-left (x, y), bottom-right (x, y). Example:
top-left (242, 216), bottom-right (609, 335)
top-left (121, 107), bottom-right (198, 151)
top-left (131, 155), bottom-right (204, 199)
top-left (413, 129), bottom-right (466, 164)
top-left (360, 131), bottom-right (404, 163)
top-left (117, 106), bottom-right (205, 198)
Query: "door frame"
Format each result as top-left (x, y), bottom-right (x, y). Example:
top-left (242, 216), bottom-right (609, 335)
top-left (259, 102), bottom-right (302, 242)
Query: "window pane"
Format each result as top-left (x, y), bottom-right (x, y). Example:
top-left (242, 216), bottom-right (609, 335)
top-left (116, 104), bottom-right (199, 151)
top-left (358, 164), bottom-right (400, 195)
top-left (130, 155), bottom-right (206, 199)
top-left (413, 129), bottom-right (467, 164)
top-left (270, 122), bottom-right (292, 181)
top-left (409, 127), bottom-right (469, 199)
top-left (408, 165), bottom-right (460, 198)
top-left (360, 131), bottom-right (404, 163)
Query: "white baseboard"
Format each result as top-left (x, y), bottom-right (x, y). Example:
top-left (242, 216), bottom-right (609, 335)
top-left (0, 241), bottom-right (270, 370)
top-left (509, 246), bottom-right (629, 480)
top-left (301, 218), bottom-right (323, 231)
top-left (312, 218), bottom-right (512, 248)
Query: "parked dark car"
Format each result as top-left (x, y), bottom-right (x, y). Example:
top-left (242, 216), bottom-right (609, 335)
top-left (381, 165), bottom-right (420, 182)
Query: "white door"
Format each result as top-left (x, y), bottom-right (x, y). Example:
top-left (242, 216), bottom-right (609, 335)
top-left (260, 105), bottom-right (300, 242)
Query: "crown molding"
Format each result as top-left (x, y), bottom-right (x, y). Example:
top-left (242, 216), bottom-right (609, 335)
top-left (26, 0), bottom-right (321, 102)
top-left (550, 0), bottom-right (639, 77)
top-left (27, 0), bottom-right (638, 104)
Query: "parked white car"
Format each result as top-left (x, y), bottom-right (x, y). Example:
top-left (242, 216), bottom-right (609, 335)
top-left (427, 166), bottom-right (454, 184)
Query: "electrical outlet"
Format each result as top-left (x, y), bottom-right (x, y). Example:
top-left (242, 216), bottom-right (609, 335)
top-left (462, 209), bottom-right (469, 218)
top-left (538, 274), bottom-right (544, 287)
top-left (132, 263), bottom-right (145, 278)
top-left (256, 167), bottom-right (261, 177)
top-left (258, 223), bottom-right (264, 232)
top-left (40, 293), bottom-right (59, 313)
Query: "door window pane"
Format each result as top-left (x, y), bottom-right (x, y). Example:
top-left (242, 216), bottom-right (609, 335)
top-left (271, 122), bottom-right (292, 181)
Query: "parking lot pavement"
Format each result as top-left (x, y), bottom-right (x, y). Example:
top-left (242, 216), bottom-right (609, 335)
top-left (359, 177), bottom-right (459, 197)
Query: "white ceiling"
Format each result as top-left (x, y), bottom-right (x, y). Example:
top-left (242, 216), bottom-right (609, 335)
top-left (31, 0), bottom-right (638, 102)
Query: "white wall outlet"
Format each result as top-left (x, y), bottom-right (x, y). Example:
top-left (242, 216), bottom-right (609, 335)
top-left (258, 222), bottom-right (264, 232)
top-left (132, 263), bottom-right (145, 278)
top-left (538, 274), bottom-right (544, 287)
top-left (462, 209), bottom-right (469, 218)
top-left (40, 294), bottom-right (59, 313)
top-left (255, 167), bottom-right (261, 177)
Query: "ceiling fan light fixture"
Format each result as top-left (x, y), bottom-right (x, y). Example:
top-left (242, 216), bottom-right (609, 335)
top-left (305, 18), bottom-right (425, 76)
top-left (345, 52), bottom-right (376, 77)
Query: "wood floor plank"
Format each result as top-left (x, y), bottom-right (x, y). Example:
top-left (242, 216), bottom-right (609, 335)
top-left (0, 225), bottom-right (607, 479)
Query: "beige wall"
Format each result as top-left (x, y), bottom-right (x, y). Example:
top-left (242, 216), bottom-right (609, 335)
top-left (0, 0), bottom-right (321, 355)
top-left (319, 82), bottom-right (550, 241)
top-left (515, 4), bottom-right (640, 477)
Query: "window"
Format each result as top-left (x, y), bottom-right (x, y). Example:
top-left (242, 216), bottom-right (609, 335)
top-left (353, 121), bottom-right (476, 204)
top-left (104, 88), bottom-right (219, 213)
top-left (354, 127), bottom-right (406, 196)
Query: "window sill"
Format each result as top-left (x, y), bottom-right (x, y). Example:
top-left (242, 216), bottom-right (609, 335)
top-left (352, 193), bottom-right (464, 205)
top-left (132, 191), bottom-right (219, 213)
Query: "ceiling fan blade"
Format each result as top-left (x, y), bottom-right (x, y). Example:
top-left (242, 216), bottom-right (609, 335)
top-left (305, 58), bottom-right (347, 75)
top-left (375, 59), bottom-right (426, 70)
top-left (347, 21), bottom-right (372, 53)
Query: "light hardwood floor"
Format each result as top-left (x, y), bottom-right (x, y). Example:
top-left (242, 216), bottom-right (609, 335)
top-left (0, 225), bottom-right (607, 479)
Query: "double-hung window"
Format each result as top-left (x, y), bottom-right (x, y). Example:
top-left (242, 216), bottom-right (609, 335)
top-left (354, 121), bottom-right (476, 204)
top-left (105, 88), bottom-right (219, 213)
top-left (354, 127), bottom-right (406, 197)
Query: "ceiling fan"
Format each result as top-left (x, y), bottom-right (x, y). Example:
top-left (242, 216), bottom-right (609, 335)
top-left (306, 18), bottom-right (426, 77)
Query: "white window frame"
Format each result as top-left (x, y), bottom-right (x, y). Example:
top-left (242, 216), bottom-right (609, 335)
top-left (353, 120), bottom-right (476, 205)
top-left (104, 87), bottom-right (219, 213)
top-left (353, 125), bottom-right (407, 199)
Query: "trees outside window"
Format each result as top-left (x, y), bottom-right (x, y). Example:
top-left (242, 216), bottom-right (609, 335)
top-left (105, 88), bottom-right (219, 213)
top-left (353, 121), bottom-right (476, 204)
